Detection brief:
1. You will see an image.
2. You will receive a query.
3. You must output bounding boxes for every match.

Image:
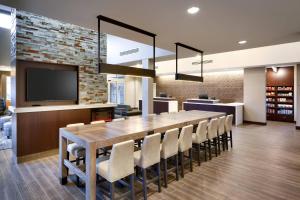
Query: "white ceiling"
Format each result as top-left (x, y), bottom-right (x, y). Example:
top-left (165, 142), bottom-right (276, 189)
top-left (2, 0), bottom-right (300, 55)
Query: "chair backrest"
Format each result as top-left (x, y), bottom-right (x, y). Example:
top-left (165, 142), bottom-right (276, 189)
top-left (225, 114), bottom-right (233, 132)
top-left (112, 118), bottom-right (125, 122)
top-left (207, 118), bottom-right (219, 140)
top-left (91, 120), bottom-right (105, 125)
top-left (160, 112), bottom-right (169, 115)
top-left (140, 133), bottom-right (161, 168)
top-left (161, 128), bottom-right (179, 159)
top-left (108, 140), bottom-right (134, 181)
top-left (218, 116), bottom-right (226, 135)
top-left (66, 123), bottom-right (84, 128)
top-left (194, 120), bottom-right (208, 144)
top-left (178, 125), bottom-right (193, 152)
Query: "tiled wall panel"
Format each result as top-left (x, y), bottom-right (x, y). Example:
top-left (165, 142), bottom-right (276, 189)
top-left (16, 11), bottom-right (107, 104)
top-left (156, 71), bottom-right (244, 109)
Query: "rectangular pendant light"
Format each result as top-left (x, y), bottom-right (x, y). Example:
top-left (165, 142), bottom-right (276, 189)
top-left (175, 42), bottom-right (204, 82)
top-left (97, 15), bottom-right (156, 78)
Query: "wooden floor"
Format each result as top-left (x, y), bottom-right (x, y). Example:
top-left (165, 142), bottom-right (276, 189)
top-left (1, 121), bottom-right (300, 200)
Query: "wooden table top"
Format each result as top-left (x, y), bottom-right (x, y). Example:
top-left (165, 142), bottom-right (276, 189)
top-left (60, 110), bottom-right (225, 148)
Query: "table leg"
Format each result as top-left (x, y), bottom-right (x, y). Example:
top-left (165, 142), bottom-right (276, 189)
top-left (86, 143), bottom-right (96, 200)
top-left (59, 131), bottom-right (68, 185)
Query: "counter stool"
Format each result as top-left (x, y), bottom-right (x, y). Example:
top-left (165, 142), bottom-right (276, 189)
top-left (178, 125), bottom-right (193, 178)
top-left (217, 116), bottom-right (226, 153)
top-left (134, 133), bottom-right (161, 200)
top-left (192, 120), bottom-right (208, 166)
top-left (96, 140), bottom-right (135, 200)
top-left (225, 115), bottom-right (234, 149)
top-left (207, 119), bottom-right (219, 160)
top-left (160, 128), bottom-right (179, 188)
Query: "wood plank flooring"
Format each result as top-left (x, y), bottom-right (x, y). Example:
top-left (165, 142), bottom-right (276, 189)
top-left (1, 121), bottom-right (300, 200)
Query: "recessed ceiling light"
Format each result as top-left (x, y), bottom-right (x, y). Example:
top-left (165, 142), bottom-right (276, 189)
top-left (238, 40), bottom-right (247, 45)
top-left (187, 7), bottom-right (200, 14)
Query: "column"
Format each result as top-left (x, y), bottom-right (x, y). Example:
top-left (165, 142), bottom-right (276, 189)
top-left (142, 59), bottom-right (153, 116)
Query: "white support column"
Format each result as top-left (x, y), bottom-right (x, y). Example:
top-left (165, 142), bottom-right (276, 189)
top-left (142, 59), bottom-right (153, 116)
top-left (296, 64), bottom-right (300, 129)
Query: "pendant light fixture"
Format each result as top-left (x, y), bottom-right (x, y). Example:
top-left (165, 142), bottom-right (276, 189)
top-left (97, 15), bottom-right (156, 78)
top-left (175, 42), bottom-right (204, 82)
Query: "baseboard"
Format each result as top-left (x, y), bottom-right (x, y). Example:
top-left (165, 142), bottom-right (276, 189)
top-left (15, 149), bottom-right (58, 163)
top-left (296, 126), bottom-right (300, 130)
top-left (243, 120), bottom-right (267, 125)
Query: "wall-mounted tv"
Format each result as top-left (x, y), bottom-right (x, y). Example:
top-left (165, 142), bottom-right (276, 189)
top-left (26, 68), bottom-right (78, 101)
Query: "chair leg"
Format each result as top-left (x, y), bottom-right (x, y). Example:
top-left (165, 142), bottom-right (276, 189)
top-left (109, 182), bottom-right (115, 200)
top-left (217, 135), bottom-right (221, 155)
top-left (163, 158), bottom-right (168, 188)
top-left (157, 163), bottom-right (161, 192)
top-left (129, 174), bottom-right (135, 200)
top-left (175, 154), bottom-right (179, 181)
top-left (213, 138), bottom-right (218, 157)
top-left (179, 151), bottom-right (184, 178)
top-left (226, 132), bottom-right (229, 150)
top-left (142, 168), bottom-right (148, 200)
top-left (197, 143), bottom-right (201, 166)
top-left (66, 152), bottom-right (70, 175)
top-left (75, 158), bottom-right (80, 186)
top-left (204, 142), bottom-right (207, 161)
top-left (189, 148), bottom-right (193, 172)
top-left (208, 140), bottom-right (212, 160)
top-left (230, 130), bottom-right (233, 148)
top-left (222, 134), bottom-right (226, 151)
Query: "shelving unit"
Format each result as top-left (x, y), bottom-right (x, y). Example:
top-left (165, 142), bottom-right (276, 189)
top-left (266, 86), bottom-right (294, 122)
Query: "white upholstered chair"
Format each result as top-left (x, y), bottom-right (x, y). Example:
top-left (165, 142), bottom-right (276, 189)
top-left (225, 114), bottom-right (234, 148)
top-left (134, 133), bottom-right (161, 200)
top-left (96, 140), bottom-right (135, 200)
top-left (217, 116), bottom-right (226, 153)
top-left (112, 118), bottom-right (125, 122)
top-left (160, 128), bottom-right (179, 187)
top-left (192, 120), bottom-right (208, 165)
top-left (207, 118), bottom-right (219, 160)
top-left (178, 125), bottom-right (193, 178)
top-left (66, 123), bottom-right (85, 161)
top-left (66, 123), bottom-right (85, 185)
top-left (91, 120), bottom-right (105, 125)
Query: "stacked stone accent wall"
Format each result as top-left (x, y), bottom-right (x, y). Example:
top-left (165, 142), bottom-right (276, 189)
top-left (16, 10), bottom-right (107, 104)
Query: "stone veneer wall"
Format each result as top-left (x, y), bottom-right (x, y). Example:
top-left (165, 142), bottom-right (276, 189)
top-left (16, 10), bottom-right (107, 104)
top-left (156, 70), bottom-right (244, 109)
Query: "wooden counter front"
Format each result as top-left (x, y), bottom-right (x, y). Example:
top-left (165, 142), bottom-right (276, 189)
top-left (13, 106), bottom-right (115, 161)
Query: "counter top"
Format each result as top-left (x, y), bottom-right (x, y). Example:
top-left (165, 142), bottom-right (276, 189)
top-left (9, 103), bottom-right (117, 114)
top-left (186, 99), bottom-right (220, 103)
top-left (183, 101), bottom-right (244, 107)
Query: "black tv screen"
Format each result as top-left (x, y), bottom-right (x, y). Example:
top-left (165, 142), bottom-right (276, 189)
top-left (26, 68), bottom-right (78, 101)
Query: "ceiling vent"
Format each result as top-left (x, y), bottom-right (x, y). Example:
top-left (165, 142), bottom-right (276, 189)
top-left (120, 48), bottom-right (139, 56)
top-left (192, 60), bottom-right (213, 65)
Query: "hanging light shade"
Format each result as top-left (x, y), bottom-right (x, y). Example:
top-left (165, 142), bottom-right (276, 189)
top-left (175, 42), bottom-right (204, 82)
top-left (97, 15), bottom-right (156, 78)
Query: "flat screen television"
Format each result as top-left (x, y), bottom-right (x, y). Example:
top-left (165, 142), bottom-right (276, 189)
top-left (26, 68), bottom-right (78, 101)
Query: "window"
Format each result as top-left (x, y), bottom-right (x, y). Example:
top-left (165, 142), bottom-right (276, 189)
top-left (6, 76), bottom-right (11, 100)
top-left (108, 77), bottom-right (124, 104)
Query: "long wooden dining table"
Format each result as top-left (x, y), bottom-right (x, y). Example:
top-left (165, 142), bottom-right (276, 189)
top-left (59, 110), bottom-right (225, 200)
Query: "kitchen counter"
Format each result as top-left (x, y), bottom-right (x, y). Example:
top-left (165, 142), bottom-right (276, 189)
top-left (9, 103), bottom-right (117, 114)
